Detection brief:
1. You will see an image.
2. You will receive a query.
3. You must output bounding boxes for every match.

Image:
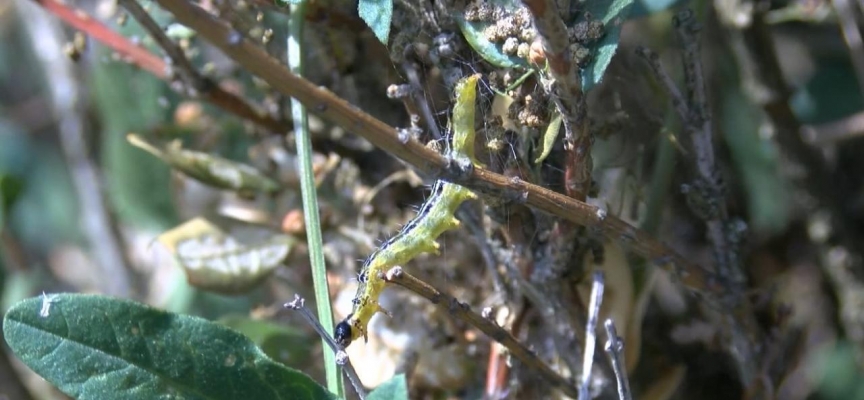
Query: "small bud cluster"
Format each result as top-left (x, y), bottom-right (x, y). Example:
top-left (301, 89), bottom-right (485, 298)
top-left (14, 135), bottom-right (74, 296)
top-left (464, 1), bottom-right (536, 61)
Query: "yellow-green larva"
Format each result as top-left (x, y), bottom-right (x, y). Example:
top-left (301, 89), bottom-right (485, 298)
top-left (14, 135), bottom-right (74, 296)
top-left (334, 74), bottom-right (481, 346)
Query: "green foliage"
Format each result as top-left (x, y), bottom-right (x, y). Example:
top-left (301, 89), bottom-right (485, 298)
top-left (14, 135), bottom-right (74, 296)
top-left (791, 59), bottom-right (864, 124)
top-left (629, 0), bottom-right (684, 18)
top-left (456, 0), bottom-right (528, 69)
top-left (578, 0), bottom-right (635, 92)
top-left (534, 113), bottom-right (562, 164)
top-left (2, 294), bottom-right (335, 400)
top-left (92, 58), bottom-right (177, 231)
top-left (368, 374), bottom-right (408, 400)
top-left (812, 341), bottom-right (864, 400)
top-left (0, 125), bottom-right (80, 249)
top-left (127, 134), bottom-right (281, 195)
top-left (219, 315), bottom-right (315, 367)
top-left (720, 84), bottom-right (789, 233)
top-left (359, 0), bottom-right (393, 45)
top-left (458, 0), bottom-right (633, 91)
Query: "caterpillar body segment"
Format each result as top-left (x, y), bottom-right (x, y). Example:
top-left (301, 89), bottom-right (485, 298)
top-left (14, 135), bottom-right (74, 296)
top-left (334, 74), bottom-right (481, 347)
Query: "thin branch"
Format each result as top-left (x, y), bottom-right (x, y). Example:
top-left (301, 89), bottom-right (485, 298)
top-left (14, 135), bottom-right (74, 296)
top-left (634, 46), bottom-right (690, 131)
top-left (603, 320), bottom-right (632, 400)
top-left (579, 271), bottom-right (604, 400)
top-left (117, 0), bottom-right (208, 92)
top-left (382, 266), bottom-right (581, 399)
top-left (153, 0), bottom-right (727, 301)
top-left (31, 0), bottom-right (291, 134)
top-left (674, 10), bottom-right (741, 286)
top-left (33, 0), bottom-right (164, 76)
top-left (640, 8), bottom-right (761, 387)
top-left (284, 295), bottom-right (366, 400)
top-left (402, 59), bottom-right (443, 140)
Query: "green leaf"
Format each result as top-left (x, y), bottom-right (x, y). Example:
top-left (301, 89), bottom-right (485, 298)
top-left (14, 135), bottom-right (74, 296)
top-left (629, 0), bottom-right (684, 18)
top-left (2, 294), bottom-right (335, 400)
top-left (218, 315), bottom-right (314, 367)
top-left (368, 374), bottom-right (408, 400)
top-left (456, 0), bottom-right (529, 69)
top-left (359, 0), bottom-right (393, 45)
top-left (534, 112), bottom-right (562, 164)
top-left (578, 0), bottom-right (635, 92)
top-left (157, 218), bottom-right (294, 294)
top-left (721, 80), bottom-right (789, 233)
top-left (127, 134), bottom-right (280, 195)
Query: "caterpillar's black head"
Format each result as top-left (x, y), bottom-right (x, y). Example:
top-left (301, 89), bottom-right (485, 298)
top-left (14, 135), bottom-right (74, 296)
top-left (334, 320), bottom-right (353, 347)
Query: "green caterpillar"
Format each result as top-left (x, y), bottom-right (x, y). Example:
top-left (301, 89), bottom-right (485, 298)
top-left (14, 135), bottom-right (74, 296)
top-left (334, 74), bottom-right (481, 346)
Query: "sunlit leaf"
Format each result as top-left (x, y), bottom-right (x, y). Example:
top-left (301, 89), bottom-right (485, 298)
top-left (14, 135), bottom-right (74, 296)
top-left (456, 0), bottom-right (529, 69)
top-left (2, 294), bottom-right (335, 400)
top-left (458, 0), bottom-right (632, 86)
top-left (158, 218), bottom-right (294, 294)
top-left (127, 134), bottom-right (280, 195)
top-left (359, 0), bottom-right (393, 45)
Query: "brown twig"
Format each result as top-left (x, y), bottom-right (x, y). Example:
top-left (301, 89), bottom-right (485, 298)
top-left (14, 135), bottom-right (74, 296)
top-left (31, 0), bottom-right (290, 134)
top-left (153, 0), bottom-right (725, 300)
top-left (382, 266), bottom-right (581, 399)
top-left (520, 0), bottom-right (592, 199)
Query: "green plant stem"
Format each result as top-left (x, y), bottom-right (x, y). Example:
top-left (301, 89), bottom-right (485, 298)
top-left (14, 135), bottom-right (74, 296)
top-left (287, 3), bottom-right (343, 396)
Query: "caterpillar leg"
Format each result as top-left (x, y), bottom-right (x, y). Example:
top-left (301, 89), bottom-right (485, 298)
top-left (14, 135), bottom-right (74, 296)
top-left (377, 303), bottom-right (393, 318)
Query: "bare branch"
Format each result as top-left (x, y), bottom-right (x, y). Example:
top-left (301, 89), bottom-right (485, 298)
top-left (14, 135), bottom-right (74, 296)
top-left (31, 0), bottom-right (292, 134)
top-left (603, 320), bottom-right (632, 400)
top-left (579, 271), bottom-right (605, 400)
top-left (284, 295), bottom-right (367, 400)
top-left (383, 266), bottom-right (581, 398)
